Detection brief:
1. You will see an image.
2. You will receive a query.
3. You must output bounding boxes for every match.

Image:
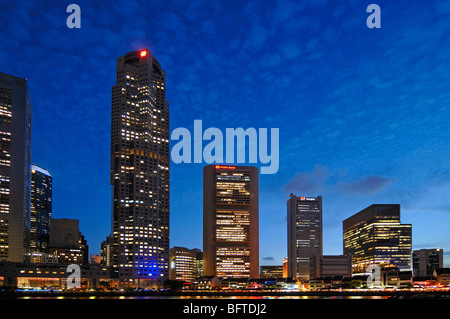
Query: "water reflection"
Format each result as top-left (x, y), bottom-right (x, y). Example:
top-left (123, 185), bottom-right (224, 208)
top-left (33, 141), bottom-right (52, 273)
top-left (18, 295), bottom-right (387, 300)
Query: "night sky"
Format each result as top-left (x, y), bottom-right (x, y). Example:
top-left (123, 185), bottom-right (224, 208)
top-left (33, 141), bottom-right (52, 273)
top-left (1, 0), bottom-right (449, 267)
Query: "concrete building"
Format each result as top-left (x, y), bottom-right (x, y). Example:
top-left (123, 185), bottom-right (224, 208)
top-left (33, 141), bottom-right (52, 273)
top-left (287, 194), bottom-right (322, 281)
top-left (203, 165), bottom-right (259, 279)
top-left (49, 218), bottom-right (88, 265)
top-left (343, 204), bottom-right (412, 274)
top-left (413, 248), bottom-right (443, 278)
top-left (310, 255), bottom-right (352, 279)
top-left (169, 247), bottom-right (202, 282)
top-left (110, 49), bottom-right (170, 287)
top-left (0, 72), bottom-right (32, 263)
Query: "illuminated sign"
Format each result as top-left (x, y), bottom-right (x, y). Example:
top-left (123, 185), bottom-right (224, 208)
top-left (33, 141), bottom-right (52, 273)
top-left (139, 50), bottom-right (148, 57)
top-left (215, 165), bottom-right (236, 170)
top-left (300, 196), bottom-right (317, 201)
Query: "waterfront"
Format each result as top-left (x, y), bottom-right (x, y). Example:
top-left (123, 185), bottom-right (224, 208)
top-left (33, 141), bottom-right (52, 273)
top-left (1, 289), bottom-right (449, 299)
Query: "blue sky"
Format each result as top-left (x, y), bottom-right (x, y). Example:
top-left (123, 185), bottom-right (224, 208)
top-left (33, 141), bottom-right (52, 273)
top-left (1, 0), bottom-right (449, 267)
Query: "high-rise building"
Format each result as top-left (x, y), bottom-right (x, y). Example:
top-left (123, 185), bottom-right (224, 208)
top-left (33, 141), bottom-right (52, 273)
top-left (413, 248), bottom-right (443, 278)
top-left (343, 204), bottom-right (412, 274)
top-left (30, 164), bottom-right (52, 253)
top-left (287, 194), bottom-right (323, 281)
top-left (203, 165), bottom-right (259, 279)
top-left (110, 49), bottom-right (170, 287)
top-left (0, 72), bottom-right (32, 263)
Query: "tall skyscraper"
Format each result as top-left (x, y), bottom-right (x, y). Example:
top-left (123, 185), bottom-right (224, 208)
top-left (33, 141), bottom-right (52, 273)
top-left (203, 165), bottom-right (259, 279)
top-left (110, 49), bottom-right (170, 287)
top-left (287, 194), bottom-right (323, 281)
top-left (0, 72), bottom-right (32, 263)
top-left (30, 164), bottom-right (52, 253)
top-left (343, 204), bottom-right (412, 274)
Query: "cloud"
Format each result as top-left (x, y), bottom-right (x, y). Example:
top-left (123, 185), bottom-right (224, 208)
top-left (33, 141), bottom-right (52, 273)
top-left (262, 256), bottom-right (275, 261)
top-left (244, 22), bottom-right (269, 53)
top-left (337, 176), bottom-right (397, 195)
top-left (283, 164), bottom-right (331, 195)
top-left (283, 165), bottom-right (397, 196)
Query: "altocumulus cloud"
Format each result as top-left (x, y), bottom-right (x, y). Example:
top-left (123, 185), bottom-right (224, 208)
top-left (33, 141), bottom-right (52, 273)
top-left (283, 165), bottom-right (396, 196)
top-left (336, 175), bottom-right (397, 195)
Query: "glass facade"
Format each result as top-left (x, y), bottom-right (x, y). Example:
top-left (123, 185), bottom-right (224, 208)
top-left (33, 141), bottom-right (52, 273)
top-left (30, 165), bottom-right (52, 254)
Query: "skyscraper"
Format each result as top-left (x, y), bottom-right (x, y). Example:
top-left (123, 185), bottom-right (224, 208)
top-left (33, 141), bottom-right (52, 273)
top-left (343, 204), bottom-right (412, 274)
top-left (287, 194), bottom-right (323, 281)
top-left (30, 164), bottom-right (52, 253)
top-left (203, 165), bottom-right (259, 279)
top-left (110, 49), bottom-right (170, 287)
top-left (0, 72), bottom-right (32, 263)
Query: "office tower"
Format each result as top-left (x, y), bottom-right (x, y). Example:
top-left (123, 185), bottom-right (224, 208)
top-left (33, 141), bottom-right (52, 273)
top-left (413, 249), bottom-right (443, 277)
top-left (287, 195), bottom-right (323, 281)
top-left (343, 204), bottom-right (412, 274)
top-left (203, 165), bottom-right (259, 279)
top-left (0, 72), bottom-right (32, 263)
top-left (111, 49), bottom-right (170, 287)
top-left (49, 218), bottom-right (88, 265)
top-left (30, 164), bottom-right (52, 253)
top-left (169, 247), bottom-right (202, 282)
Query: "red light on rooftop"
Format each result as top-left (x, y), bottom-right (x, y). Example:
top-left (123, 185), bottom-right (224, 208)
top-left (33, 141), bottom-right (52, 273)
top-left (140, 50), bottom-right (148, 57)
top-left (215, 165), bottom-right (236, 170)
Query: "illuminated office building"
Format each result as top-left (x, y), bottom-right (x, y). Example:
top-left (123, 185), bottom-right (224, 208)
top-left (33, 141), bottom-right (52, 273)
top-left (203, 165), bottom-right (259, 279)
top-left (343, 204), bottom-right (412, 274)
top-left (30, 164), bottom-right (52, 253)
top-left (110, 49), bottom-right (170, 287)
top-left (0, 72), bottom-right (32, 263)
top-left (169, 247), bottom-right (202, 282)
top-left (287, 194), bottom-right (323, 281)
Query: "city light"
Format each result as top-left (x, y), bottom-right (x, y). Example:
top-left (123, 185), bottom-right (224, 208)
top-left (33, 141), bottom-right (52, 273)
top-left (215, 165), bottom-right (236, 170)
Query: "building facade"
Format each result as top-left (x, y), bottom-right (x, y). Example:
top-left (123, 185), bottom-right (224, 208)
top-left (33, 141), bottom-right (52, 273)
top-left (169, 247), bottom-right (202, 282)
top-left (310, 254), bottom-right (352, 279)
top-left (260, 265), bottom-right (284, 279)
top-left (287, 194), bottom-right (323, 281)
top-left (30, 164), bottom-right (52, 253)
top-left (110, 49), bottom-right (170, 287)
top-left (413, 248), bottom-right (443, 278)
top-left (203, 165), bottom-right (259, 279)
top-left (49, 218), bottom-right (88, 265)
top-left (0, 72), bottom-right (32, 263)
top-left (343, 204), bottom-right (412, 274)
